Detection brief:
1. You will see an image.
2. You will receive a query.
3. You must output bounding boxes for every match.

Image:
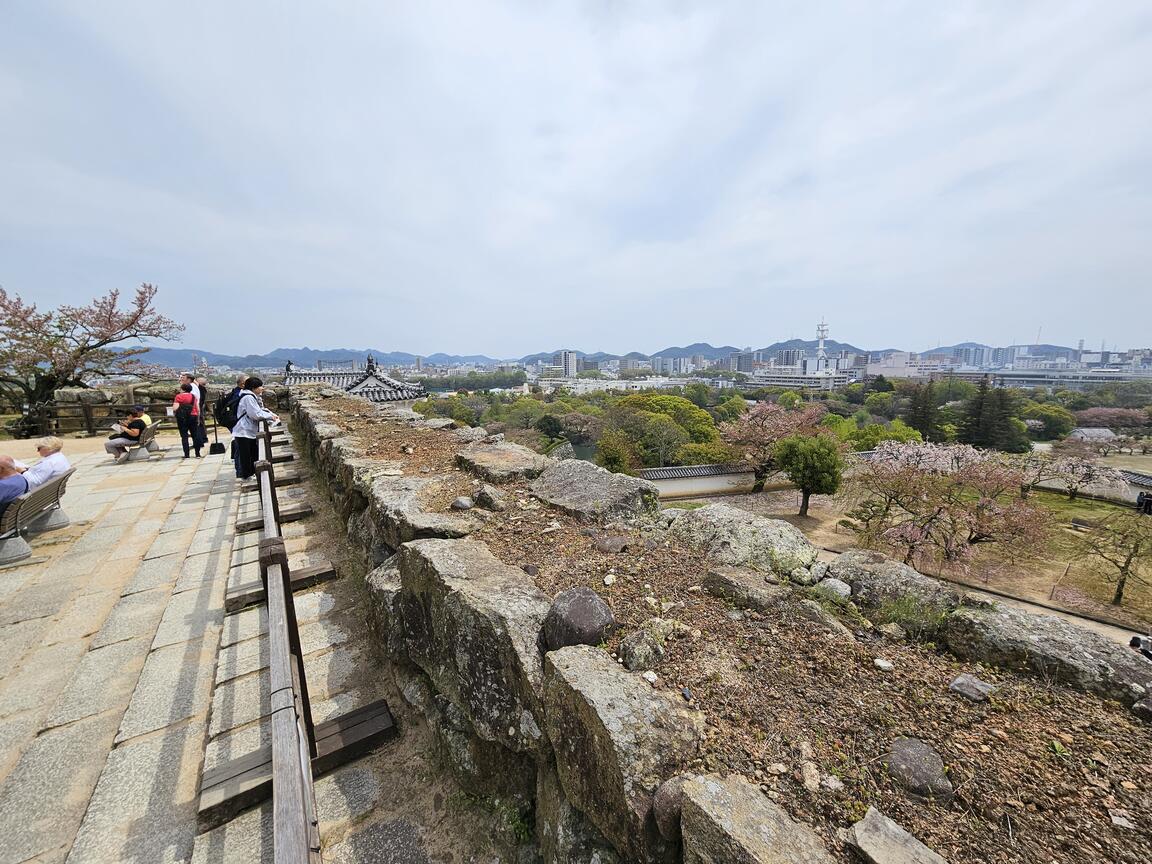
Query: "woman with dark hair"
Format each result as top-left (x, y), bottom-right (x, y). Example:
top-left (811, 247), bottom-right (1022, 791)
top-left (231, 377), bottom-right (280, 479)
top-left (172, 382), bottom-right (201, 458)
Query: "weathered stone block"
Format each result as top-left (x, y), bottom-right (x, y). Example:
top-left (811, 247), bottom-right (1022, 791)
top-left (679, 774), bottom-right (835, 864)
top-left (456, 443), bottom-right (555, 483)
top-left (619, 618), bottom-right (691, 672)
top-left (670, 504), bottom-right (817, 574)
top-left (365, 556), bottom-right (407, 661)
top-left (846, 806), bottom-right (948, 864)
top-left (536, 756), bottom-right (620, 864)
top-left (425, 692), bottom-right (535, 801)
top-left (542, 645), bottom-right (703, 862)
top-left (368, 475), bottom-right (480, 550)
top-left (828, 551), bottom-right (961, 637)
top-left (702, 566), bottom-right (789, 613)
top-left (943, 605), bottom-right (1152, 706)
top-left (530, 461), bottom-right (659, 523)
top-left (398, 539), bottom-right (550, 753)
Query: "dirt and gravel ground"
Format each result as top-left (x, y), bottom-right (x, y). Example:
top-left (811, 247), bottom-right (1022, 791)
top-left (320, 400), bottom-right (1152, 864)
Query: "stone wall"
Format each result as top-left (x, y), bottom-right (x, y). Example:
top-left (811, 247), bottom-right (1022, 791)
top-left (291, 389), bottom-right (1149, 863)
top-left (292, 390), bottom-right (856, 863)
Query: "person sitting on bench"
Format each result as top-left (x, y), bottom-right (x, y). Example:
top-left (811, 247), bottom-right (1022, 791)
top-left (11, 437), bottom-right (71, 488)
top-left (104, 408), bottom-right (147, 462)
top-left (0, 456), bottom-right (29, 518)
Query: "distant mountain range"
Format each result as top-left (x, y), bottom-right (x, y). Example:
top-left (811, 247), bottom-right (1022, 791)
top-left (137, 339), bottom-right (1080, 370)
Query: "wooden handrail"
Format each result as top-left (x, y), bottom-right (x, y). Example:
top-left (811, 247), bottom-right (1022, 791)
top-left (256, 422), bottom-right (321, 864)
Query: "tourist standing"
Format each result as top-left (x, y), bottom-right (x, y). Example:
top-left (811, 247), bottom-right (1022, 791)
top-left (195, 376), bottom-right (211, 448)
top-left (231, 377), bottom-right (280, 479)
top-left (223, 374), bottom-right (248, 475)
top-left (172, 383), bottom-right (201, 457)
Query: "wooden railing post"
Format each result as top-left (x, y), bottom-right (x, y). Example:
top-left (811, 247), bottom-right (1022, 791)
top-left (256, 423), bottom-right (321, 863)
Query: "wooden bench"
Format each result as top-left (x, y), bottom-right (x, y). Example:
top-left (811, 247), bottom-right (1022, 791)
top-left (0, 468), bottom-right (77, 565)
top-left (122, 421), bottom-right (163, 462)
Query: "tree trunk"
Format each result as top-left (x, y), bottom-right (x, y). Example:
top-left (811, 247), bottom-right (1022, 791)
top-left (1112, 571), bottom-right (1128, 606)
top-left (1067, 488), bottom-right (1078, 501)
top-left (1019, 483), bottom-right (1031, 499)
top-left (799, 488), bottom-right (811, 517)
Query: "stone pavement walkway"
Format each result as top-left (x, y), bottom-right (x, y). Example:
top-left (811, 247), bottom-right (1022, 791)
top-left (0, 431), bottom-right (508, 864)
top-left (0, 441), bottom-right (238, 864)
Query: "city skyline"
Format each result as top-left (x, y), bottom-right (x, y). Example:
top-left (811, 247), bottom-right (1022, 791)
top-left (3, 2), bottom-right (1151, 355)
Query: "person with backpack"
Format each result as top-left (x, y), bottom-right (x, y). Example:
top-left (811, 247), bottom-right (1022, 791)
top-left (216, 375), bottom-right (247, 473)
top-left (172, 383), bottom-right (201, 458)
top-left (231, 377), bottom-right (280, 480)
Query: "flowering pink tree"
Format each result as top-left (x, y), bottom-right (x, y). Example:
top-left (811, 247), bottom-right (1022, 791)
top-left (1049, 439), bottom-right (1125, 499)
top-left (0, 284), bottom-right (183, 419)
top-left (1073, 407), bottom-right (1150, 431)
top-left (848, 442), bottom-right (1051, 572)
top-left (720, 402), bottom-right (827, 487)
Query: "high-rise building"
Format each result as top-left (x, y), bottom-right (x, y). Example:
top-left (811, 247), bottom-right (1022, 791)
top-left (552, 350), bottom-right (579, 378)
top-left (777, 349), bottom-right (803, 367)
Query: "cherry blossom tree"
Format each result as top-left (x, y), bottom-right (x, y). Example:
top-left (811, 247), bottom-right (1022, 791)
top-left (720, 402), bottom-right (827, 487)
top-left (848, 441), bottom-right (1051, 572)
top-left (1049, 439), bottom-right (1125, 499)
top-left (1073, 407), bottom-right (1150, 431)
top-left (1075, 509), bottom-right (1152, 606)
top-left (0, 284), bottom-right (183, 427)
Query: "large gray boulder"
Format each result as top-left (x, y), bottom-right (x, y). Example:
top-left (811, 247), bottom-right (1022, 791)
top-left (397, 539), bottom-right (550, 753)
top-left (669, 504), bottom-right (817, 574)
top-left (827, 551), bottom-right (962, 637)
top-left (942, 605), bottom-right (1152, 707)
top-left (531, 461), bottom-right (660, 523)
top-left (679, 774), bottom-right (836, 864)
top-left (702, 566), bottom-right (789, 613)
top-left (456, 442), bottom-right (555, 483)
top-left (847, 807), bottom-right (948, 864)
top-left (536, 756), bottom-right (620, 864)
top-left (542, 645), bottom-right (703, 863)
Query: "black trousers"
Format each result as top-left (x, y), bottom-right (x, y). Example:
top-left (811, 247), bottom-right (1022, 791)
top-left (176, 414), bottom-right (201, 456)
top-left (234, 436), bottom-right (259, 479)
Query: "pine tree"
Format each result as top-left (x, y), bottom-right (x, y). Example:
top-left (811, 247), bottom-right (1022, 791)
top-left (959, 376), bottom-right (992, 446)
top-left (907, 382), bottom-right (941, 441)
top-left (989, 389), bottom-right (1030, 452)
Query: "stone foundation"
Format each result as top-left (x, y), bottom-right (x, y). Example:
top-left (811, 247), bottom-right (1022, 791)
top-left (291, 391), bottom-right (978, 863)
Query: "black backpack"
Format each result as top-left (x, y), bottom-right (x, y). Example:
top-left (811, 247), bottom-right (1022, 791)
top-left (215, 391), bottom-right (242, 430)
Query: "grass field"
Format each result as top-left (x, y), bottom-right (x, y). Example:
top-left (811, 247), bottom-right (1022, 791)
top-left (1101, 451), bottom-right (1152, 473)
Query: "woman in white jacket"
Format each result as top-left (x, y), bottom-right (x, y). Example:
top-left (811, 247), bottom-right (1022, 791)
top-left (231, 377), bottom-right (280, 479)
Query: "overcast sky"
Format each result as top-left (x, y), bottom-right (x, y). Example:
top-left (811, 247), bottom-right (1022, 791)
top-left (2, 1), bottom-right (1150, 358)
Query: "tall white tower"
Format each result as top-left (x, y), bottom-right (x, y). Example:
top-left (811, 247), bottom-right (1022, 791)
top-left (816, 319), bottom-right (829, 371)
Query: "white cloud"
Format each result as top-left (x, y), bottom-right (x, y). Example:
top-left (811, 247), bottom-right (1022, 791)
top-left (1, 0), bottom-right (1149, 356)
